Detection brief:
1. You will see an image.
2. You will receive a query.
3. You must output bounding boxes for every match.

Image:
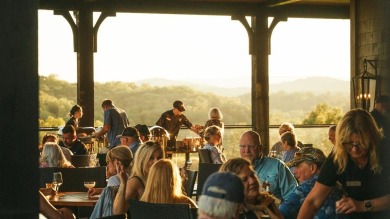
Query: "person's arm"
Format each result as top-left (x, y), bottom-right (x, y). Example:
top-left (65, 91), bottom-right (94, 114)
top-left (336, 194), bottom-right (390, 214)
top-left (95, 124), bottom-right (110, 139)
top-left (39, 191), bottom-right (75, 219)
top-left (297, 182), bottom-right (332, 219)
top-left (278, 163), bottom-right (298, 200)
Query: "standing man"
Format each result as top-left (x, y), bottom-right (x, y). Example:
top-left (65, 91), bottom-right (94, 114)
top-left (371, 95), bottom-right (389, 137)
top-left (156, 100), bottom-right (197, 150)
top-left (239, 130), bottom-right (297, 202)
top-left (59, 125), bottom-right (88, 155)
top-left (95, 99), bottom-right (130, 149)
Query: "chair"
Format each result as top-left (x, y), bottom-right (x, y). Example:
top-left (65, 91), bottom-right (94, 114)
top-left (39, 167), bottom-right (106, 192)
top-left (196, 163), bottom-right (222, 200)
top-left (183, 169), bottom-right (197, 198)
top-left (128, 199), bottom-right (192, 219)
top-left (71, 155), bottom-right (90, 167)
top-left (198, 148), bottom-right (212, 163)
top-left (97, 153), bottom-right (107, 166)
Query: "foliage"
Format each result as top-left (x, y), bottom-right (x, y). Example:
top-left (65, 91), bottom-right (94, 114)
top-left (302, 104), bottom-right (343, 125)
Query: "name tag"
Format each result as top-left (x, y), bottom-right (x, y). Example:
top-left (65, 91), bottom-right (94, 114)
top-left (346, 181), bottom-right (361, 187)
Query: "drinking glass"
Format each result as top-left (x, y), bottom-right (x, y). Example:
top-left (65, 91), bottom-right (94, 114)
top-left (52, 172), bottom-right (63, 196)
top-left (84, 181), bottom-right (96, 197)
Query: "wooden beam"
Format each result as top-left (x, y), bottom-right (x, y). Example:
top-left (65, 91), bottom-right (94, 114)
top-left (39, 0), bottom-right (349, 19)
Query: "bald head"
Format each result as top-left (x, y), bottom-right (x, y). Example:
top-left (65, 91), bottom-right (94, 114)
top-left (239, 131), bottom-right (262, 163)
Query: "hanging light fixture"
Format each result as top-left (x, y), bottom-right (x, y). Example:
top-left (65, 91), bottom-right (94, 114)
top-left (353, 59), bottom-right (380, 111)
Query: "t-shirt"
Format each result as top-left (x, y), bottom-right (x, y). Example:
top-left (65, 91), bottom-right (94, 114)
top-left (59, 139), bottom-right (87, 155)
top-left (318, 141), bottom-right (390, 219)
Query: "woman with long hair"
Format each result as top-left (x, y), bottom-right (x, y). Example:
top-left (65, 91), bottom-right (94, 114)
top-left (140, 159), bottom-right (197, 207)
top-left (113, 141), bottom-right (164, 214)
top-left (298, 109), bottom-right (390, 219)
top-left (40, 142), bottom-right (74, 168)
top-left (220, 158), bottom-right (283, 219)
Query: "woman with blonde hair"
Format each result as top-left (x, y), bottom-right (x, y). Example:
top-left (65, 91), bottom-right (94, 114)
top-left (113, 141), bottom-right (164, 214)
top-left (40, 142), bottom-right (74, 168)
top-left (298, 109), bottom-right (390, 219)
top-left (140, 159), bottom-right (197, 207)
top-left (220, 158), bottom-right (283, 219)
top-left (203, 125), bottom-right (227, 164)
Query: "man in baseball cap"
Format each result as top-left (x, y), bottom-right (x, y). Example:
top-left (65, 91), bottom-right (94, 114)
top-left (198, 172), bottom-right (244, 219)
top-left (117, 127), bottom-right (141, 155)
top-left (156, 100), bottom-right (197, 151)
top-left (279, 147), bottom-right (339, 219)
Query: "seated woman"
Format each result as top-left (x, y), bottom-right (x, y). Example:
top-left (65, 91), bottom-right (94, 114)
top-left (89, 146), bottom-right (133, 219)
top-left (140, 159), bottom-right (197, 208)
top-left (280, 131), bottom-right (300, 164)
top-left (40, 142), bottom-right (74, 168)
top-left (220, 158), bottom-right (283, 219)
top-left (202, 125), bottom-right (227, 164)
top-left (113, 141), bottom-right (164, 215)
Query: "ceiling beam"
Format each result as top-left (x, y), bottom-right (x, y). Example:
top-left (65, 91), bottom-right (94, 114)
top-left (39, 0), bottom-right (349, 19)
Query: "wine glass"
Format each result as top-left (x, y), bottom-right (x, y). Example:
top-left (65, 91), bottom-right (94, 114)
top-left (52, 172), bottom-right (63, 196)
top-left (84, 181), bottom-right (96, 198)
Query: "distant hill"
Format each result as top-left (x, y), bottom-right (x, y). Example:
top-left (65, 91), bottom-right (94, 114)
top-left (270, 77), bottom-right (350, 94)
top-left (135, 76), bottom-right (349, 96)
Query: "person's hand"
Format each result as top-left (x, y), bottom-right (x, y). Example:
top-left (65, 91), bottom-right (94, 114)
top-left (336, 196), bottom-right (362, 214)
top-left (40, 188), bottom-right (55, 196)
top-left (58, 207), bottom-right (76, 219)
top-left (115, 160), bottom-right (128, 184)
top-left (88, 188), bottom-right (103, 197)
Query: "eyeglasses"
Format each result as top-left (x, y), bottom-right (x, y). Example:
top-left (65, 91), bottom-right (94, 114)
top-left (239, 145), bottom-right (259, 150)
top-left (342, 142), bottom-right (365, 150)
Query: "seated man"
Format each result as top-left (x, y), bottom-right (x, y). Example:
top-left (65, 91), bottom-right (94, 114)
top-left (134, 124), bottom-right (151, 142)
top-left (59, 125), bottom-right (87, 155)
top-left (239, 131), bottom-right (297, 202)
top-left (117, 127), bottom-right (141, 155)
top-left (279, 147), bottom-right (341, 219)
top-left (198, 172), bottom-right (244, 219)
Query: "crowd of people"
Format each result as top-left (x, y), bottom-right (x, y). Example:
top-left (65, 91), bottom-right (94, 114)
top-left (38, 96), bottom-right (390, 219)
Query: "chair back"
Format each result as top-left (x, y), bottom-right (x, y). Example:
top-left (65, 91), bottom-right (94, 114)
top-left (183, 170), bottom-right (197, 198)
top-left (128, 199), bottom-right (192, 219)
top-left (97, 153), bottom-right (107, 166)
top-left (71, 155), bottom-right (90, 167)
top-left (196, 163), bottom-right (222, 200)
top-left (39, 167), bottom-right (106, 191)
top-left (198, 149), bottom-right (212, 163)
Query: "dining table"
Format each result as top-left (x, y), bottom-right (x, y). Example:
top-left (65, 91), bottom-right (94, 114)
top-left (48, 192), bottom-right (99, 207)
top-left (48, 192), bottom-right (99, 218)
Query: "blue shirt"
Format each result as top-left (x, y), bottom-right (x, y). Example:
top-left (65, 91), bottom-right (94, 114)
top-left (253, 156), bottom-right (297, 201)
top-left (103, 107), bottom-right (130, 148)
top-left (129, 141), bottom-right (140, 156)
top-left (279, 175), bottom-right (339, 219)
top-left (203, 143), bottom-right (226, 164)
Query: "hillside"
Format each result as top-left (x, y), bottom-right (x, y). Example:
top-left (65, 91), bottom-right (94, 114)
top-left (135, 76), bottom-right (349, 96)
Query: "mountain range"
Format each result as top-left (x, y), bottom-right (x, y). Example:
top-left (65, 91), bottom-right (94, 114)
top-left (134, 76), bottom-right (350, 97)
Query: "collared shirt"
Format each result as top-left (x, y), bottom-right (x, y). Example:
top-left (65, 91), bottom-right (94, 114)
top-left (253, 156), bottom-right (297, 201)
top-left (279, 175), bottom-right (339, 219)
top-left (156, 110), bottom-right (192, 137)
top-left (103, 106), bottom-right (130, 148)
top-left (129, 141), bottom-right (140, 156)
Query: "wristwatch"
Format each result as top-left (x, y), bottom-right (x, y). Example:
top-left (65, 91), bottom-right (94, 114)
top-left (364, 200), bottom-right (373, 211)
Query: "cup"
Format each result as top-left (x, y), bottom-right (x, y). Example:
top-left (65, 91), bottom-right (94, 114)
top-left (45, 183), bottom-right (53, 189)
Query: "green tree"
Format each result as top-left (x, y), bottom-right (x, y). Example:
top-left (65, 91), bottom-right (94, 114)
top-left (302, 103), bottom-right (343, 124)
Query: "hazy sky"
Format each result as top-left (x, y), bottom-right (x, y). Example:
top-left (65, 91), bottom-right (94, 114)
top-left (38, 10), bottom-right (350, 87)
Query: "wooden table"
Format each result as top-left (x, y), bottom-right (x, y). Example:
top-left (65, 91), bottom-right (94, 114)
top-left (48, 192), bottom-right (99, 207)
top-left (166, 150), bottom-right (199, 166)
